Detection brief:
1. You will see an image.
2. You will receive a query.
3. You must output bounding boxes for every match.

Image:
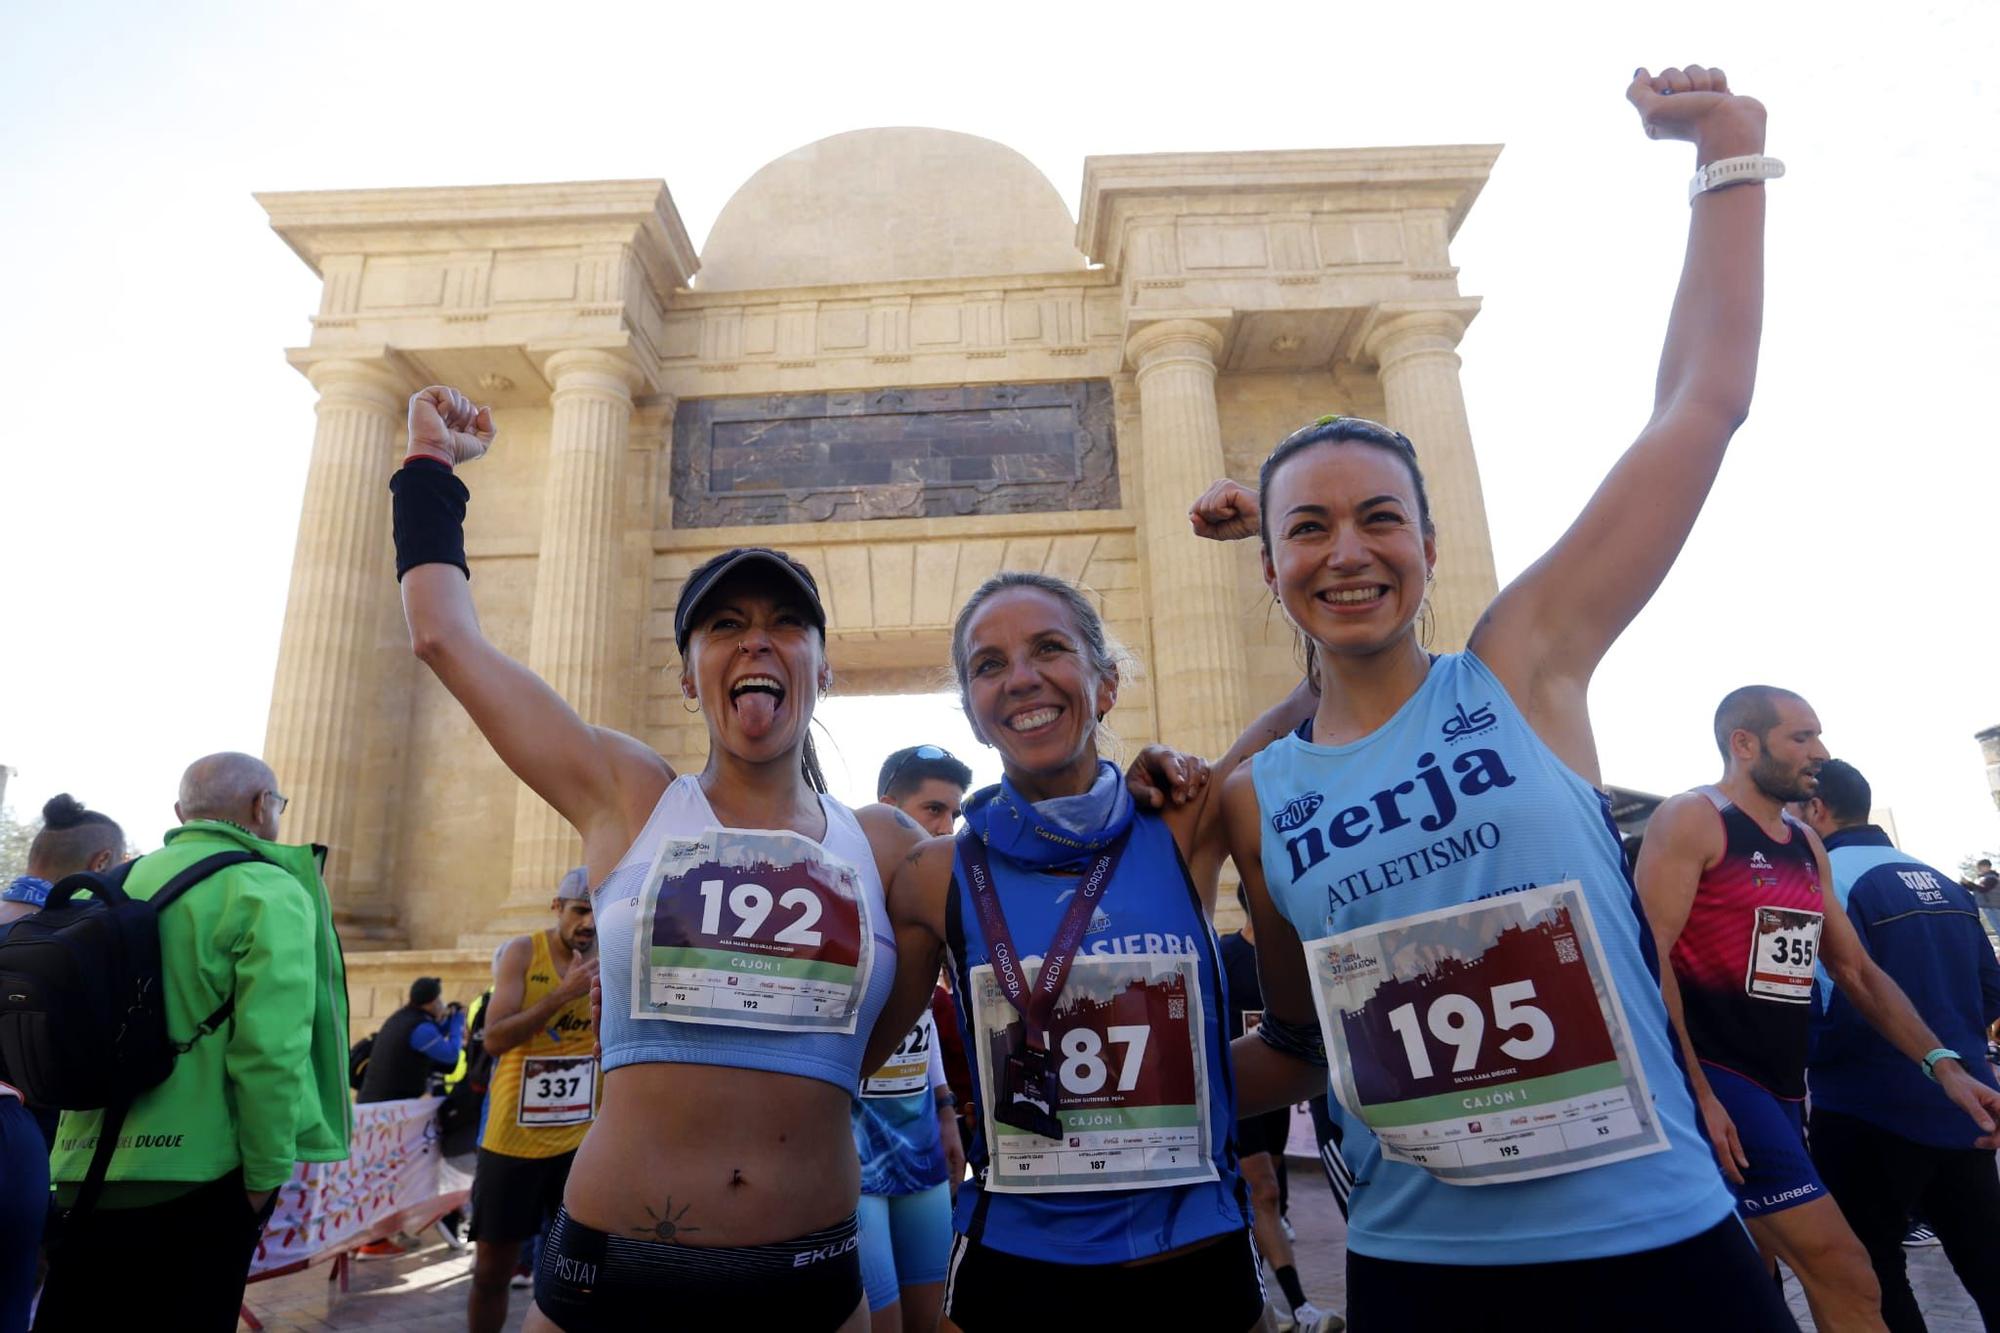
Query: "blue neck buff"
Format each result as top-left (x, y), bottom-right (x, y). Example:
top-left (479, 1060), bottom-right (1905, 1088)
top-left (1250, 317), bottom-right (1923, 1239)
top-left (961, 760), bottom-right (1134, 871)
top-left (1, 876), bottom-right (52, 908)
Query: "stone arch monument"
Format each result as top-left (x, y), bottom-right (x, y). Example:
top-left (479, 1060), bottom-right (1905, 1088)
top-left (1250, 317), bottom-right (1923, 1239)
top-left (258, 128), bottom-right (1502, 988)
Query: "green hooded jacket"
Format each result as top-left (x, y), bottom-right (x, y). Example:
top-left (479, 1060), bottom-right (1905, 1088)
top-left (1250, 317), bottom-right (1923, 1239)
top-left (50, 821), bottom-right (352, 1192)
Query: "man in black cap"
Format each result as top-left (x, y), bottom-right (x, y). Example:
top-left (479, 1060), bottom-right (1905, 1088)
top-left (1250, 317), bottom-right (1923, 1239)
top-left (356, 976), bottom-right (466, 1104)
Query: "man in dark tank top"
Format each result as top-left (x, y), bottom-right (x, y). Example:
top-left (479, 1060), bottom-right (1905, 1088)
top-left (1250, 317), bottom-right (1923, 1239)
top-left (1638, 685), bottom-right (2000, 1332)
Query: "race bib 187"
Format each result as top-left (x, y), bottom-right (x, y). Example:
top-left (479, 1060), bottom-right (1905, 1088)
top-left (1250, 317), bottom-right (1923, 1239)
top-left (1305, 881), bottom-right (1668, 1186)
top-left (631, 828), bottom-right (875, 1033)
top-left (969, 954), bottom-right (1217, 1194)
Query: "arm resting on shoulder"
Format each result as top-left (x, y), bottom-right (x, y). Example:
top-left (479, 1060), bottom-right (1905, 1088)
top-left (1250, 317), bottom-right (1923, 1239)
top-left (1221, 767), bottom-right (1328, 1117)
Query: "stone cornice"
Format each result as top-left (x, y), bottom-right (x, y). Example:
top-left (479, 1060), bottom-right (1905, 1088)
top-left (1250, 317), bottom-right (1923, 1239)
top-left (1076, 144), bottom-right (1503, 272)
top-left (255, 179), bottom-right (698, 298)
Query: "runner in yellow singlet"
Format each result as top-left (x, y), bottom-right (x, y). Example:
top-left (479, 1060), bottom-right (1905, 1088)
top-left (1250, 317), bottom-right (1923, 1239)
top-left (467, 868), bottom-right (598, 1333)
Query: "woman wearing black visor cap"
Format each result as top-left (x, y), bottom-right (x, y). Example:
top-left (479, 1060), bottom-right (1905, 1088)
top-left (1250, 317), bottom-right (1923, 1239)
top-left (392, 385), bottom-right (926, 1331)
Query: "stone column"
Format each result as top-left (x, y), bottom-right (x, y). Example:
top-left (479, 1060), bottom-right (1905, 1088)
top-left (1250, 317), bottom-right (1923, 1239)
top-left (1128, 319), bottom-right (1248, 762)
top-left (498, 349), bottom-right (642, 927)
top-left (265, 357), bottom-right (409, 943)
top-left (1366, 305), bottom-right (1499, 650)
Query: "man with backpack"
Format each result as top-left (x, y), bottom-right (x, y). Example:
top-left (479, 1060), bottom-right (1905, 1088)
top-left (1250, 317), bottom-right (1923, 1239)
top-left (31, 752), bottom-right (350, 1331)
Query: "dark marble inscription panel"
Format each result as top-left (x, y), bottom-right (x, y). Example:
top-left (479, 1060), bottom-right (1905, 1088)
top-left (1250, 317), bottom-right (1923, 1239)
top-left (670, 381), bottom-right (1120, 527)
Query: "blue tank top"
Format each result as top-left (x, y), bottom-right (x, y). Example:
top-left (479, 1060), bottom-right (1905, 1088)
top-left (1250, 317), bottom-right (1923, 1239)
top-left (945, 772), bottom-right (1247, 1265)
top-left (1251, 653), bottom-right (1733, 1265)
top-left (853, 1010), bottom-right (949, 1197)
top-left (593, 776), bottom-right (897, 1090)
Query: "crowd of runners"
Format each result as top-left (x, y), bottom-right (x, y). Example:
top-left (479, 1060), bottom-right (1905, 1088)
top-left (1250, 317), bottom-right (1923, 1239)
top-left (5, 62), bottom-right (2000, 1333)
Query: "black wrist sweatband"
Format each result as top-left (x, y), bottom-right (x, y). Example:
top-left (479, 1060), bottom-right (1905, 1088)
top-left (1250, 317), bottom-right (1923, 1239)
top-left (1257, 1012), bottom-right (1328, 1068)
top-left (390, 457), bottom-right (471, 581)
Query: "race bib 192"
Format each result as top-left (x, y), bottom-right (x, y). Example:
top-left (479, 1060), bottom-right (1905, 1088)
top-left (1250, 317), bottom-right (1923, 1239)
top-left (1304, 881), bottom-right (1668, 1186)
top-left (862, 1010), bottom-right (937, 1099)
top-left (969, 954), bottom-right (1217, 1194)
top-left (1746, 906), bottom-right (1823, 1003)
top-left (631, 828), bottom-right (875, 1033)
top-left (517, 1054), bottom-right (596, 1127)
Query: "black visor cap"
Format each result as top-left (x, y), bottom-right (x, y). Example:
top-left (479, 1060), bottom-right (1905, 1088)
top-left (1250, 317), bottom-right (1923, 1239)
top-left (673, 547), bottom-right (827, 654)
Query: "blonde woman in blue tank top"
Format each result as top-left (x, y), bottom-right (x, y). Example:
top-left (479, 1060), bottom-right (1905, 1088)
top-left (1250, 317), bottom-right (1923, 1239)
top-left (866, 572), bottom-right (1322, 1332)
top-left (1220, 67), bottom-right (1804, 1330)
top-left (392, 407), bottom-right (930, 1330)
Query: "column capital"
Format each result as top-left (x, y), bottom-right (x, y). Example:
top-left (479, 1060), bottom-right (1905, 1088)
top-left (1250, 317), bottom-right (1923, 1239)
top-left (1359, 299), bottom-right (1482, 372)
top-left (290, 350), bottom-right (418, 416)
top-left (1125, 316), bottom-right (1228, 378)
top-left (535, 345), bottom-right (649, 402)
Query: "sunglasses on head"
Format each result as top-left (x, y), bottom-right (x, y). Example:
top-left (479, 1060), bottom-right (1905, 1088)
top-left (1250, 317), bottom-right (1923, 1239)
top-left (885, 745), bottom-right (956, 790)
top-left (1293, 413), bottom-right (1416, 455)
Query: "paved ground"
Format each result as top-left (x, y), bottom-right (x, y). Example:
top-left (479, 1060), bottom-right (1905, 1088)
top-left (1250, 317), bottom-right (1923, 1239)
top-left (239, 1157), bottom-right (1988, 1331)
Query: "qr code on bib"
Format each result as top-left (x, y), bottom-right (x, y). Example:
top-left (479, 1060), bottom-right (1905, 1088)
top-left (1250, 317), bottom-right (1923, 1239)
top-left (1554, 936), bottom-right (1580, 965)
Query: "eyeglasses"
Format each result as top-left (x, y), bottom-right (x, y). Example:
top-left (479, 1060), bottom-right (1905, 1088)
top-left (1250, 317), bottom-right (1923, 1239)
top-left (264, 791), bottom-right (290, 815)
top-left (884, 745), bottom-right (955, 792)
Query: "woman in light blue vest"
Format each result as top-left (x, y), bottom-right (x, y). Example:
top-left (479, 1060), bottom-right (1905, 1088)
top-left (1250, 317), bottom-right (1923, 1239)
top-left (1220, 67), bottom-right (1801, 1330)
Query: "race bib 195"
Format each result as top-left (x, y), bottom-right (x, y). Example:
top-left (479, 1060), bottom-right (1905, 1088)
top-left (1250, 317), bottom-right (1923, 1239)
top-left (631, 828), bottom-right (875, 1033)
top-left (969, 954), bottom-right (1217, 1194)
top-left (1305, 881), bottom-right (1668, 1186)
top-left (517, 1054), bottom-right (596, 1127)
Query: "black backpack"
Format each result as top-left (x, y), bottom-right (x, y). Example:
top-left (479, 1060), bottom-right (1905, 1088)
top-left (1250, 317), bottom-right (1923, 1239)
top-left (0, 850), bottom-right (269, 1223)
top-left (437, 989), bottom-right (494, 1157)
top-left (348, 1032), bottom-right (377, 1092)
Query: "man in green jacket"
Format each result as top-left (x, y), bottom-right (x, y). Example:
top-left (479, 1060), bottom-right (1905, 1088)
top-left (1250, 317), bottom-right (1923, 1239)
top-left (37, 753), bottom-right (351, 1332)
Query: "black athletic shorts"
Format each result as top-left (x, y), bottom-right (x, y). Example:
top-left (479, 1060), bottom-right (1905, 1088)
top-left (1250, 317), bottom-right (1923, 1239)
top-left (942, 1227), bottom-right (1264, 1331)
top-left (1346, 1215), bottom-right (1799, 1332)
top-left (534, 1205), bottom-right (862, 1331)
top-left (468, 1146), bottom-right (575, 1245)
top-left (1235, 1106), bottom-right (1292, 1159)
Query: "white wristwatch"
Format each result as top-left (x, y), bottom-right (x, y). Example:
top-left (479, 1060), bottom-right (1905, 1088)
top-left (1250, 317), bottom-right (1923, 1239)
top-left (1689, 154), bottom-right (1785, 203)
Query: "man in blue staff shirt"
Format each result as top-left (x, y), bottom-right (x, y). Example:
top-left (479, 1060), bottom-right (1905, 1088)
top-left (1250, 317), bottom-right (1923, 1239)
top-left (1795, 758), bottom-right (2000, 1333)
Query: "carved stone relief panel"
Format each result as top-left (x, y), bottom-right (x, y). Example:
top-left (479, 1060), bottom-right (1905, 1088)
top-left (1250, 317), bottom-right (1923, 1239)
top-left (670, 380), bottom-right (1120, 527)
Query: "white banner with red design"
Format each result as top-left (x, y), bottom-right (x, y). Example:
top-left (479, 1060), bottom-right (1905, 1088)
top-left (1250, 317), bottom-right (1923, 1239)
top-left (249, 1095), bottom-right (451, 1276)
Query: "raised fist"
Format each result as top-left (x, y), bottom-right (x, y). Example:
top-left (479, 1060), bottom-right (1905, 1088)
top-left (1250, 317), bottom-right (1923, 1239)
top-left (407, 385), bottom-right (496, 466)
top-left (1627, 66), bottom-right (1766, 155)
top-left (1188, 478), bottom-right (1260, 542)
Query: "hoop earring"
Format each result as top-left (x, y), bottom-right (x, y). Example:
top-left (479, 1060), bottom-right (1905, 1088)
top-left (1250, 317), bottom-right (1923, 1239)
top-left (682, 698), bottom-right (700, 714)
top-left (1418, 600), bottom-right (1436, 650)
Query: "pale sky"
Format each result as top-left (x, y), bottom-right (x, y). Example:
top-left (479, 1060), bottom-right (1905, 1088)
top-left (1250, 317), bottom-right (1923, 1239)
top-left (2, 1), bottom-right (1995, 867)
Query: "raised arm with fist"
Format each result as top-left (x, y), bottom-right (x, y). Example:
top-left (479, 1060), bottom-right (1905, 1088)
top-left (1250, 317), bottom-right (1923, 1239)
top-left (1627, 64), bottom-right (1766, 161)
top-left (405, 385), bottom-right (496, 467)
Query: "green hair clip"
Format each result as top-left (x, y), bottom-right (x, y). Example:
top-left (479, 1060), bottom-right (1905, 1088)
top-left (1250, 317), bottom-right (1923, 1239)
top-left (1313, 413), bottom-right (1344, 426)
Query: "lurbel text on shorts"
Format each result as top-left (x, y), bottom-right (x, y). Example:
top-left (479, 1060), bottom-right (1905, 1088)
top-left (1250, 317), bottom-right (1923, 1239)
top-left (794, 1234), bottom-right (861, 1267)
top-left (1743, 1182), bottom-right (1818, 1212)
top-left (1282, 748), bottom-right (1517, 882)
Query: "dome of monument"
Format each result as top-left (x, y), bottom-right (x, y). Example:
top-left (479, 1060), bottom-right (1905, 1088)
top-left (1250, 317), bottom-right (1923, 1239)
top-left (695, 128), bottom-right (1086, 291)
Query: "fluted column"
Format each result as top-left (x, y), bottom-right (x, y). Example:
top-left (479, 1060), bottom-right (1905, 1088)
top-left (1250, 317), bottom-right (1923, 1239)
top-left (265, 357), bottom-right (409, 943)
top-left (499, 350), bottom-right (642, 924)
top-left (1365, 305), bottom-right (1499, 650)
top-left (1128, 319), bottom-right (1248, 761)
